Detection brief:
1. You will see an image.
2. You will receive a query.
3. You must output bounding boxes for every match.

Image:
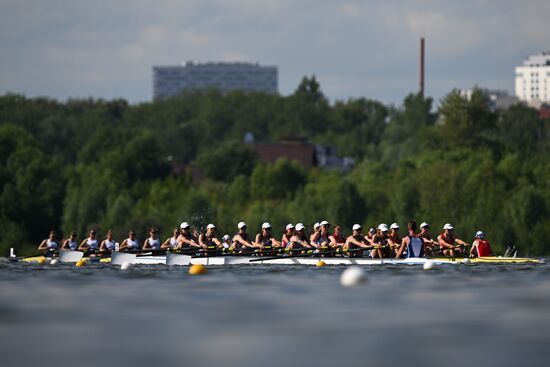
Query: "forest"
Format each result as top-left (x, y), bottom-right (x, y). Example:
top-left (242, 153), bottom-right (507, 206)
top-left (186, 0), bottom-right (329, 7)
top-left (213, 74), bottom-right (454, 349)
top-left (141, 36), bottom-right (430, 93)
top-left (1, 76), bottom-right (549, 255)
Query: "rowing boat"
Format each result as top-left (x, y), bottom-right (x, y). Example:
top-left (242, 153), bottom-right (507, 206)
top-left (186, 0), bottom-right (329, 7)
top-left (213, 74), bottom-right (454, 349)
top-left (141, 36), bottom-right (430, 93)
top-left (19, 250), bottom-right (542, 266)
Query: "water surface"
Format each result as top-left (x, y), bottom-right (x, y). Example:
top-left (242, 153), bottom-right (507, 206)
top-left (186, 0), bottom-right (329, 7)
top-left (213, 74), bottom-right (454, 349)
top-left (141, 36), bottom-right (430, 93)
top-left (1, 259), bottom-right (549, 367)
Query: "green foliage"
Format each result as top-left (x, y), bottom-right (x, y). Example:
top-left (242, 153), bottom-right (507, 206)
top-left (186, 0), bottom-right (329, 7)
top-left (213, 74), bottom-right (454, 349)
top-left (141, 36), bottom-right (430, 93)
top-left (1, 83), bottom-right (550, 255)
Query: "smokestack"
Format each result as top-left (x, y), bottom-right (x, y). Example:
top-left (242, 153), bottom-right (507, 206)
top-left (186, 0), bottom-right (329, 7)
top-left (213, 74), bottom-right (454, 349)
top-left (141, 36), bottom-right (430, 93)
top-left (420, 37), bottom-right (425, 98)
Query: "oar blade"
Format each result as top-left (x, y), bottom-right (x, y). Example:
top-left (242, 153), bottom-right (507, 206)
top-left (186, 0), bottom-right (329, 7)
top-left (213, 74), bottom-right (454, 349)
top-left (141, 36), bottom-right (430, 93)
top-left (111, 251), bottom-right (136, 265)
top-left (166, 252), bottom-right (191, 266)
top-left (59, 249), bottom-right (84, 263)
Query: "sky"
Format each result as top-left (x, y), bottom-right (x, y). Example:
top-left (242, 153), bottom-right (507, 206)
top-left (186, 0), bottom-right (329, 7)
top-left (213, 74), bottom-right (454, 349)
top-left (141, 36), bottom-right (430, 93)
top-left (1, 0), bottom-right (549, 106)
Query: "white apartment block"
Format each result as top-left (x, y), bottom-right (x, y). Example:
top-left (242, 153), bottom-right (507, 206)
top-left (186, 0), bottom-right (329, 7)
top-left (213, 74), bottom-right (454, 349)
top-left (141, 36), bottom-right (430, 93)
top-left (515, 52), bottom-right (550, 107)
top-left (153, 61), bottom-right (278, 100)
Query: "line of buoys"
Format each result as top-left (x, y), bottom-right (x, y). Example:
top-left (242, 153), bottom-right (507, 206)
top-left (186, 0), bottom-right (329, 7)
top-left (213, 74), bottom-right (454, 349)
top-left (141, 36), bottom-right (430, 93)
top-left (75, 259), bottom-right (86, 267)
top-left (340, 266), bottom-right (367, 287)
top-left (188, 263), bottom-right (207, 275)
top-left (316, 260), bottom-right (326, 267)
top-left (423, 260), bottom-right (435, 270)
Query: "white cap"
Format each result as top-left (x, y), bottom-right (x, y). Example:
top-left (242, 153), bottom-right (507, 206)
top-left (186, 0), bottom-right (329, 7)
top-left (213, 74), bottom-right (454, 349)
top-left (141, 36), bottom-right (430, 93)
top-left (420, 222), bottom-right (429, 228)
top-left (443, 223), bottom-right (454, 230)
top-left (296, 223), bottom-right (305, 231)
top-left (286, 223), bottom-right (295, 230)
top-left (378, 224), bottom-right (389, 232)
top-left (475, 231), bottom-right (484, 238)
top-left (352, 224), bottom-right (362, 231)
top-left (390, 223), bottom-right (399, 229)
top-left (237, 221), bottom-right (247, 229)
top-left (313, 222), bottom-right (320, 230)
top-left (262, 222), bottom-right (272, 229)
top-left (320, 220), bottom-right (329, 226)
top-left (368, 227), bottom-right (376, 233)
top-left (180, 222), bottom-right (190, 229)
top-left (206, 223), bottom-right (216, 229)
top-left (222, 235), bottom-right (230, 241)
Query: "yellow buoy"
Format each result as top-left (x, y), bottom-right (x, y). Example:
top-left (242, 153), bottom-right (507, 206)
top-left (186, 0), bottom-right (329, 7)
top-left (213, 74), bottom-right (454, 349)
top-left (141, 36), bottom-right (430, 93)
top-left (37, 256), bottom-right (46, 264)
top-left (188, 263), bottom-right (207, 275)
top-left (316, 260), bottom-right (326, 267)
top-left (76, 259), bottom-right (86, 267)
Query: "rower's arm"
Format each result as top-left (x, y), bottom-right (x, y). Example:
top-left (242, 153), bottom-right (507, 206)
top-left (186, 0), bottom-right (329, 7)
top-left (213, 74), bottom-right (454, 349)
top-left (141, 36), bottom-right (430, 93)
top-left (160, 238), bottom-right (171, 249)
top-left (469, 241), bottom-right (477, 257)
top-left (455, 238), bottom-right (470, 247)
top-left (437, 235), bottom-right (452, 248)
top-left (77, 239), bottom-right (88, 251)
top-left (99, 240), bottom-right (106, 251)
top-left (38, 240), bottom-right (47, 250)
top-left (198, 235), bottom-right (207, 248)
top-left (271, 238), bottom-right (281, 247)
top-left (142, 239), bottom-right (150, 250)
top-left (395, 238), bottom-right (408, 258)
top-left (213, 238), bottom-right (222, 247)
top-left (236, 235), bottom-right (253, 248)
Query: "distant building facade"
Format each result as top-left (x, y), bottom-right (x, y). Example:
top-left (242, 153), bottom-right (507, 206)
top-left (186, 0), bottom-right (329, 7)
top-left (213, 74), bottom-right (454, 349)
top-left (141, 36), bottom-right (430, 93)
top-left (153, 61), bottom-right (278, 100)
top-left (460, 88), bottom-right (519, 110)
top-left (515, 52), bottom-right (550, 108)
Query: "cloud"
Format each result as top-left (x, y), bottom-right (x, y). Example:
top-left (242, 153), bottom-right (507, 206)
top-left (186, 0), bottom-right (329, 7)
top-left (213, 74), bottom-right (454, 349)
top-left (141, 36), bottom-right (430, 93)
top-left (1, 0), bottom-right (549, 104)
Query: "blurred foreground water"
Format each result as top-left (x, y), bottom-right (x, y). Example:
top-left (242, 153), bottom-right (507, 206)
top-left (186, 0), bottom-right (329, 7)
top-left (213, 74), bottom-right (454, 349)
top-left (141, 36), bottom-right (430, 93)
top-left (1, 259), bottom-right (550, 367)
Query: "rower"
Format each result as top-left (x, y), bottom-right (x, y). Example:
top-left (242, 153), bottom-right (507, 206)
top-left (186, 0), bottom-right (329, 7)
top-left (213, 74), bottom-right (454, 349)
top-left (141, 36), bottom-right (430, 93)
top-left (365, 228), bottom-right (376, 244)
top-left (231, 222), bottom-right (254, 252)
top-left (99, 229), bottom-right (117, 252)
top-left (437, 223), bottom-right (470, 257)
top-left (78, 229), bottom-right (99, 253)
top-left (254, 222), bottom-right (281, 255)
top-left (344, 224), bottom-right (372, 257)
top-left (310, 222), bottom-right (321, 245)
top-left (469, 231), bottom-right (492, 257)
top-left (329, 224), bottom-right (346, 249)
top-left (119, 230), bottom-right (140, 252)
top-left (313, 220), bottom-right (331, 254)
top-left (419, 222), bottom-right (438, 255)
top-left (396, 221), bottom-right (424, 258)
top-left (199, 224), bottom-right (222, 255)
top-left (370, 224), bottom-right (390, 258)
top-left (143, 227), bottom-right (161, 251)
top-left (38, 230), bottom-right (60, 255)
top-left (161, 227), bottom-right (180, 249)
top-left (288, 223), bottom-right (311, 253)
top-left (221, 235), bottom-right (231, 250)
top-left (61, 231), bottom-right (78, 251)
top-left (176, 222), bottom-right (200, 250)
top-left (281, 224), bottom-right (295, 250)
top-left (388, 223), bottom-right (401, 257)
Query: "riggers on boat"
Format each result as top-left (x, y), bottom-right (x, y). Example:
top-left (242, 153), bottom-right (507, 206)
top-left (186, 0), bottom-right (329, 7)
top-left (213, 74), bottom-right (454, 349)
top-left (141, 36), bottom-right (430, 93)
top-left (19, 250), bottom-right (542, 266)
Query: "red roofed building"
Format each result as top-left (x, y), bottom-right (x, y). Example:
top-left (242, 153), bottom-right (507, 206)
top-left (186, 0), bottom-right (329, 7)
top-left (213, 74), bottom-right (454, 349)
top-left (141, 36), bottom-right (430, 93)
top-left (253, 137), bottom-right (317, 168)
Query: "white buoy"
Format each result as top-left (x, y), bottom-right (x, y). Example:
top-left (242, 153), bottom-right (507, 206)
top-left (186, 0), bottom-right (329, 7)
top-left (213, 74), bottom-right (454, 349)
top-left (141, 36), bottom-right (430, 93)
top-left (50, 259), bottom-right (59, 265)
top-left (340, 266), bottom-right (367, 287)
top-left (461, 258), bottom-right (471, 265)
top-left (423, 260), bottom-right (436, 270)
top-left (120, 261), bottom-right (133, 270)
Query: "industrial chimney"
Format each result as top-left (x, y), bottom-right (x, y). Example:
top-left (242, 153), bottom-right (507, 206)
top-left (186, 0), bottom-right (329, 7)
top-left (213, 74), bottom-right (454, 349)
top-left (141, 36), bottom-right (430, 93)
top-left (420, 37), bottom-right (425, 98)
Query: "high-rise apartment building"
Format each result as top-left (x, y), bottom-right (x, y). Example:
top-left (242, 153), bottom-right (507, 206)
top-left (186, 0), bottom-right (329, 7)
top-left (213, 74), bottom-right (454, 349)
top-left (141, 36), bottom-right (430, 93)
top-left (515, 52), bottom-right (550, 107)
top-left (153, 61), bottom-right (278, 100)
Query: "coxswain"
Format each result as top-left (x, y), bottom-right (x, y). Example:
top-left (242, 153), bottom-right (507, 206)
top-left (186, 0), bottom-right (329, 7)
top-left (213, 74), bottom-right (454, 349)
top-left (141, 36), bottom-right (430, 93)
top-left (119, 230), bottom-right (140, 252)
top-left (38, 230), bottom-right (60, 255)
top-left (221, 235), bottom-right (231, 250)
top-left (142, 227), bottom-right (161, 251)
top-left (61, 231), bottom-right (78, 251)
top-left (288, 223), bottom-right (311, 253)
top-left (231, 222), bottom-right (254, 252)
top-left (344, 224), bottom-right (372, 257)
top-left (281, 224), bottom-right (295, 250)
top-left (199, 224), bottom-right (222, 255)
top-left (254, 222), bottom-right (280, 255)
top-left (396, 221), bottom-right (424, 258)
top-left (161, 227), bottom-right (180, 249)
top-left (329, 224), bottom-right (346, 249)
top-left (437, 223), bottom-right (469, 257)
top-left (78, 229), bottom-right (99, 253)
top-left (388, 223), bottom-right (401, 256)
top-left (99, 229), bottom-right (117, 252)
top-left (469, 231), bottom-right (492, 258)
top-left (310, 222), bottom-right (321, 245)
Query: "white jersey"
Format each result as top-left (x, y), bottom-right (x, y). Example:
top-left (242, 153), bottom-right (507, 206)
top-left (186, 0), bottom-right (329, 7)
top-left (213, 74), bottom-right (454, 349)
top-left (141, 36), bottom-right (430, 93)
top-left (126, 238), bottom-right (139, 250)
top-left (66, 240), bottom-right (78, 251)
top-left (169, 237), bottom-right (178, 248)
top-left (104, 239), bottom-right (116, 251)
top-left (87, 238), bottom-right (99, 251)
top-left (46, 239), bottom-right (59, 250)
top-left (147, 237), bottom-right (160, 250)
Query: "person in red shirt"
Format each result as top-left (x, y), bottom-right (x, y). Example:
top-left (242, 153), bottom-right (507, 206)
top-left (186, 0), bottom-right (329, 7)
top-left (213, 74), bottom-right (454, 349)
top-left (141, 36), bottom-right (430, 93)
top-left (469, 231), bottom-right (492, 257)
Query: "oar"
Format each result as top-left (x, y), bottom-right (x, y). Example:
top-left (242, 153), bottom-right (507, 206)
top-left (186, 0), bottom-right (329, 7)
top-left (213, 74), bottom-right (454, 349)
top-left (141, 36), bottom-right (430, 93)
top-left (248, 246), bottom-right (368, 262)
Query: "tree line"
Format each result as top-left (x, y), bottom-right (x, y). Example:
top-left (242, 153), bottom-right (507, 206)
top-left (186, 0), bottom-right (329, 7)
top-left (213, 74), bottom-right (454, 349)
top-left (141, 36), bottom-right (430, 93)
top-left (1, 77), bottom-right (549, 255)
